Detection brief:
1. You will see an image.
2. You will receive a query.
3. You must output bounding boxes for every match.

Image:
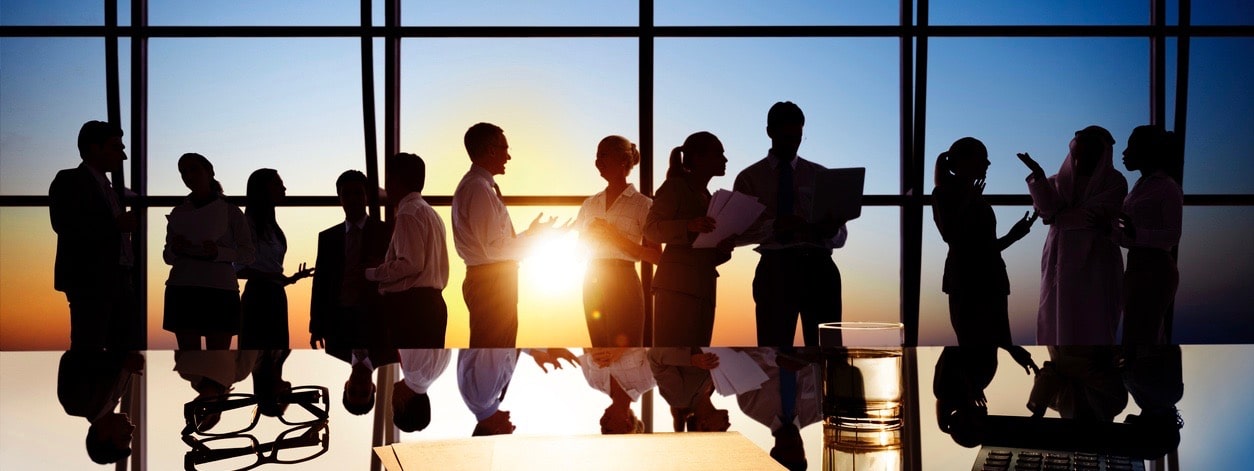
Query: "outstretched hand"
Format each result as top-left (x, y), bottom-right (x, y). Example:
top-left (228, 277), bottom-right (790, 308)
top-left (1016, 152), bottom-right (1046, 181)
top-left (531, 348), bottom-right (580, 373)
top-left (1007, 211), bottom-right (1038, 240)
top-left (287, 262), bottom-right (315, 285)
top-left (526, 212), bottom-right (560, 236)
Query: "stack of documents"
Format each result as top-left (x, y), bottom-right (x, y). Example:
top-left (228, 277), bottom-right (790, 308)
top-left (692, 190), bottom-right (765, 248)
top-left (701, 348), bottom-right (769, 396)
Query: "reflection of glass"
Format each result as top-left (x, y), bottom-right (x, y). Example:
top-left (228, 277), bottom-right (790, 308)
top-left (183, 420), bottom-right (329, 471)
top-left (819, 322), bottom-right (904, 471)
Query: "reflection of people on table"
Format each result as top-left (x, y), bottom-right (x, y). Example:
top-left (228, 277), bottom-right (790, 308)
top-left (57, 350), bottom-right (144, 464)
top-left (1019, 126), bottom-right (1127, 345)
top-left (393, 349), bottom-right (453, 432)
top-left (735, 348), bottom-right (822, 471)
top-left (578, 348), bottom-right (655, 434)
top-left (163, 153), bottom-right (255, 350)
top-left (1027, 346), bottom-right (1127, 422)
top-left (733, 102), bottom-right (848, 346)
top-left (457, 348), bottom-right (578, 436)
top-left (49, 120), bottom-right (142, 351)
top-left (1114, 126), bottom-right (1184, 346)
top-left (647, 348), bottom-right (730, 432)
top-left (576, 136), bottom-right (659, 347)
top-left (645, 132), bottom-right (733, 347)
top-left (237, 169), bottom-right (313, 349)
top-left (340, 349), bottom-right (399, 416)
top-left (452, 123), bottom-right (557, 348)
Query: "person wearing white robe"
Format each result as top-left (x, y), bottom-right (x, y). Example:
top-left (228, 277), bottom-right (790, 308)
top-left (1018, 126), bottom-right (1128, 345)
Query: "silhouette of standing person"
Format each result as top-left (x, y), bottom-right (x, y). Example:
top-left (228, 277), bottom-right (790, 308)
top-left (366, 153), bottom-right (450, 348)
top-left (49, 120), bottom-right (142, 350)
top-left (1018, 126), bottom-right (1127, 345)
top-left (57, 350), bottom-right (144, 464)
top-left (645, 132), bottom-right (733, 347)
top-left (164, 153), bottom-right (255, 350)
top-left (237, 169), bottom-right (313, 349)
top-left (733, 102), bottom-right (848, 347)
top-left (1115, 125), bottom-right (1183, 345)
top-left (577, 136), bottom-right (661, 347)
top-left (309, 170), bottom-right (393, 352)
top-left (933, 137), bottom-right (1037, 348)
top-left (452, 123), bottom-right (557, 348)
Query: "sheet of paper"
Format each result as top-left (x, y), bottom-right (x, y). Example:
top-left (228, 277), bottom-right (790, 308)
top-left (702, 348), bottom-right (769, 396)
top-left (693, 190), bottom-right (765, 248)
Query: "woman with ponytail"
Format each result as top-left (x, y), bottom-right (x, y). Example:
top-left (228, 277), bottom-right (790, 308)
top-left (237, 168), bottom-right (313, 349)
top-left (1115, 125), bottom-right (1183, 345)
top-left (163, 153), bottom-right (255, 350)
top-left (933, 138), bottom-right (1037, 358)
top-left (576, 136), bottom-right (660, 347)
top-left (644, 131), bottom-right (731, 347)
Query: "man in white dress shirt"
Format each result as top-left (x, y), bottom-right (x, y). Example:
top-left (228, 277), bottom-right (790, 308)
top-left (452, 123), bottom-right (556, 348)
top-left (366, 153), bottom-right (450, 348)
top-left (392, 349), bottom-right (453, 432)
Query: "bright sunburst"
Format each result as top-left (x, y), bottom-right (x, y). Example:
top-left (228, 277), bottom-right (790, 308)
top-left (518, 230), bottom-right (588, 298)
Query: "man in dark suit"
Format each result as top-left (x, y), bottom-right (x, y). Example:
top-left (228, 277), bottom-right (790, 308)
top-left (309, 170), bottom-right (396, 414)
top-left (57, 350), bottom-right (144, 465)
top-left (49, 120), bottom-right (142, 351)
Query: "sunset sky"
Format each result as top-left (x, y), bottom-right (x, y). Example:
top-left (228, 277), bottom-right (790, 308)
top-left (2, 1), bottom-right (1252, 350)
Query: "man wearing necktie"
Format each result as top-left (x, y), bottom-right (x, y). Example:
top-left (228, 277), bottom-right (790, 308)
top-left (49, 121), bottom-right (143, 351)
top-left (733, 103), bottom-right (848, 346)
top-left (452, 123), bottom-right (556, 348)
top-left (310, 170), bottom-right (393, 354)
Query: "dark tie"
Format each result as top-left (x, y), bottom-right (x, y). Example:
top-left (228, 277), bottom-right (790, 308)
top-left (493, 183), bottom-right (517, 237)
top-left (777, 158), bottom-right (794, 218)
top-left (780, 365), bottom-right (797, 422)
top-left (341, 224), bottom-right (364, 306)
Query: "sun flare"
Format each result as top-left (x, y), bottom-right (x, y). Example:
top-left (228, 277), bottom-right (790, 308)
top-left (518, 230), bottom-right (588, 298)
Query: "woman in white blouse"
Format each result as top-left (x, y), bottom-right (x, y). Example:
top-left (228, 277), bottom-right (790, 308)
top-left (576, 136), bottom-right (661, 347)
top-left (163, 153), bottom-right (255, 350)
top-left (1115, 125), bottom-right (1183, 345)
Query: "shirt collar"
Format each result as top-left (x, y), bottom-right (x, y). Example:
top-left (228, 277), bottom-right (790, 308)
top-left (344, 215), bottom-right (368, 233)
top-left (767, 151), bottom-right (799, 169)
top-left (469, 163), bottom-right (497, 184)
top-left (80, 162), bottom-right (112, 188)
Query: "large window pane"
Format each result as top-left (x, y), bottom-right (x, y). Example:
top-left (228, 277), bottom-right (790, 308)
top-left (400, 38), bottom-right (638, 197)
top-left (656, 1), bottom-right (896, 26)
top-left (0, 0), bottom-right (103, 26)
top-left (1183, 38), bottom-right (1254, 194)
top-left (930, 0), bottom-right (1147, 25)
top-left (655, 38), bottom-right (900, 196)
top-left (1175, 207), bottom-right (1254, 344)
top-left (920, 205), bottom-right (1043, 346)
top-left (1192, 0), bottom-right (1254, 25)
top-left (402, 0), bottom-right (637, 26)
top-left (0, 38), bottom-right (110, 195)
top-left (147, 39), bottom-right (366, 197)
top-left (0, 208), bottom-right (67, 350)
top-left (149, 0), bottom-right (357, 26)
top-left (926, 38), bottom-right (1149, 196)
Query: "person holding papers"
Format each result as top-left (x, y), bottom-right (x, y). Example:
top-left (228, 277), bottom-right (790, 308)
top-left (732, 102), bottom-right (847, 346)
top-left (163, 153), bottom-right (254, 350)
top-left (645, 131), bottom-right (733, 347)
top-left (577, 136), bottom-right (660, 348)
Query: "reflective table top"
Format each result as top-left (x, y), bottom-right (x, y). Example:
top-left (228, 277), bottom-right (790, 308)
top-left (1, 345), bottom-right (1250, 470)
